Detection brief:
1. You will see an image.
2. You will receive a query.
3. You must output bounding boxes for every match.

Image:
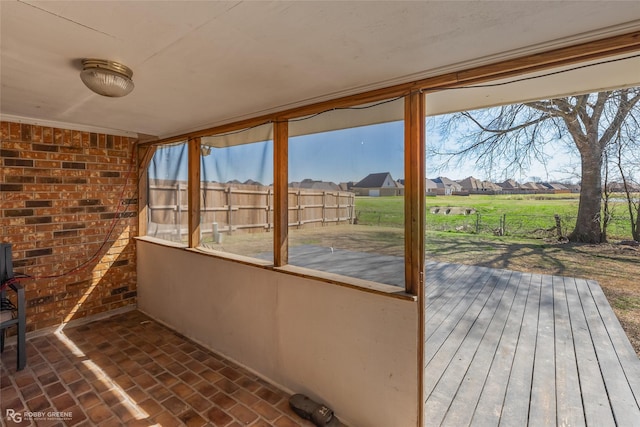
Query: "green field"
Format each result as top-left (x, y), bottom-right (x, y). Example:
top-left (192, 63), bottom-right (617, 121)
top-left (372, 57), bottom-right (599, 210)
top-left (355, 194), bottom-right (635, 240)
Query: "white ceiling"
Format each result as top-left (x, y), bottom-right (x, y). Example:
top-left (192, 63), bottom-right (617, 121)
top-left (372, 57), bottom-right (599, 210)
top-left (1, 1), bottom-right (640, 139)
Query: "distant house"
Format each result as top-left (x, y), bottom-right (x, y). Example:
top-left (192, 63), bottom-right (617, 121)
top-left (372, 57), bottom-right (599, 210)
top-left (339, 181), bottom-right (356, 192)
top-left (541, 182), bottom-right (569, 191)
top-left (498, 179), bottom-right (520, 191)
top-left (564, 183), bottom-right (581, 193)
top-left (352, 172), bottom-right (403, 196)
top-left (431, 177), bottom-right (463, 195)
top-left (520, 181), bottom-right (545, 191)
top-left (425, 178), bottom-right (438, 195)
top-left (457, 176), bottom-right (502, 193)
top-left (290, 178), bottom-right (341, 191)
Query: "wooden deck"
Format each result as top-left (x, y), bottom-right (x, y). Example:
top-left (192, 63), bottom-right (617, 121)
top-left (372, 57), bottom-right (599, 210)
top-left (424, 261), bottom-right (640, 427)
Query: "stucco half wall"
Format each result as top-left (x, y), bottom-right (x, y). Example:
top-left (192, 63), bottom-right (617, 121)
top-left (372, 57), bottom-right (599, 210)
top-left (136, 239), bottom-right (419, 427)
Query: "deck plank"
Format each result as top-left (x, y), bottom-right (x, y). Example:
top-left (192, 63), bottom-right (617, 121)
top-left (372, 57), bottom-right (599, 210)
top-left (441, 270), bottom-right (517, 427)
top-left (425, 261), bottom-right (640, 427)
top-left (470, 271), bottom-right (529, 427)
top-left (425, 268), bottom-right (511, 425)
top-left (575, 278), bottom-right (640, 426)
top-left (554, 275), bottom-right (585, 426)
top-left (529, 273), bottom-right (557, 425)
top-left (498, 273), bottom-right (541, 427)
top-left (586, 279), bottom-right (640, 404)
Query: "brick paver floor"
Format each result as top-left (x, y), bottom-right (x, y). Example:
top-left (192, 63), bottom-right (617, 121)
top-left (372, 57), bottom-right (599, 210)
top-left (0, 310), bottom-right (316, 426)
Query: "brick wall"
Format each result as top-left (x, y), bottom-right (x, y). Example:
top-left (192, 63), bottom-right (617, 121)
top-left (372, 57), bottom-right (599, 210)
top-left (1, 121), bottom-right (138, 332)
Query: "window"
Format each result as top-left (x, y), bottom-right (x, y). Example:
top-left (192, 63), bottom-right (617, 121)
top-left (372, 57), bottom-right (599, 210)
top-left (287, 98), bottom-right (406, 287)
top-left (197, 123), bottom-right (274, 261)
top-left (146, 142), bottom-right (189, 244)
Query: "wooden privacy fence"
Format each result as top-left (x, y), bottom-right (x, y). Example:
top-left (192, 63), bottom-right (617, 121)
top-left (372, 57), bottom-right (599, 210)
top-left (147, 181), bottom-right (355, 240)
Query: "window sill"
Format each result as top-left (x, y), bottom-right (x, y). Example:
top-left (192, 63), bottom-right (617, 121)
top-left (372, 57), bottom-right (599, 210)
top-left (135, 236), bottom-right (417, 301)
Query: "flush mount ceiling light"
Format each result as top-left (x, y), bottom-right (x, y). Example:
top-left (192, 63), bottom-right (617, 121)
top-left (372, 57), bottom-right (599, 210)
top-left (80, 59), bottom-right (134, 97)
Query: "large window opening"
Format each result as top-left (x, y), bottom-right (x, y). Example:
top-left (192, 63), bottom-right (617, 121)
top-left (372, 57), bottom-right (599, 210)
top-left (146, 142), bottom-right (189, 244)
top-left (197, 123), bottom-right (274, 261)
top-left (287, 98), bottom-right (406, 287)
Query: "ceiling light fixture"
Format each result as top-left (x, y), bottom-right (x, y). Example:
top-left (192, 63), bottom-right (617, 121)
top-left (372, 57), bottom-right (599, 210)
top-left (80, 59), bottom-right (134, 97)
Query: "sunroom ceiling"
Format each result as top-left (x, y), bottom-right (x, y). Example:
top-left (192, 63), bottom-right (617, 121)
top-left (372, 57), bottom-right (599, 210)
top-left (1, 1), bottom-right (640, 139)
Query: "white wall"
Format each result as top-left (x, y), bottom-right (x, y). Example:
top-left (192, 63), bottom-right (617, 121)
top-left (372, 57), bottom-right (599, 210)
top-left (136, 239), bottom-right (418, 427)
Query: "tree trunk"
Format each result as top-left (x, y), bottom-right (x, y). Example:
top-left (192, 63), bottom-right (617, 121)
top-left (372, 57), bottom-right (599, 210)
top-left (634, 207), bottom-right (640, 241)
top-left (569, 144), bottom-right (604, 243)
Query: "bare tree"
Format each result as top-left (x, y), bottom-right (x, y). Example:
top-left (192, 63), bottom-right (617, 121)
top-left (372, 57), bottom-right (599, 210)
top-left (614, 121), bottom-right (640, 241)
top-left (432, 88), bottom-right (640, 243)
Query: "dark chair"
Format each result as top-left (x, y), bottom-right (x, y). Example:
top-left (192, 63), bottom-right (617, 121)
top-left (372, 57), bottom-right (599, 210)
top-left (1, 243), bottom-right (26, 371)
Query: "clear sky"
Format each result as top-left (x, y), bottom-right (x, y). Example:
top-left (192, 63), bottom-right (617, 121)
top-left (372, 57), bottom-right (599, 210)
top-left (149, 118), bottom-right (578, 185)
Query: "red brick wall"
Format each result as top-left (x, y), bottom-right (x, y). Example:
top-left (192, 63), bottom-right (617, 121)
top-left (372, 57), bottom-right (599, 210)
top-left (1, 121), bottom-right (138, 332)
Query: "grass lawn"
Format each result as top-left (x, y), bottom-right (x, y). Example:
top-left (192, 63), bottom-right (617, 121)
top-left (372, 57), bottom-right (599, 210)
top-left (356, 194), bottom-right (635, 240)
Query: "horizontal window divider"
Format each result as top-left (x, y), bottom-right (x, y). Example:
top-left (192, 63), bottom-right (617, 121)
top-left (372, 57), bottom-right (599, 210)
top-left (274, 265), bottom-right (416, 301)
top-left (136, 237), bottom-right (415, 301)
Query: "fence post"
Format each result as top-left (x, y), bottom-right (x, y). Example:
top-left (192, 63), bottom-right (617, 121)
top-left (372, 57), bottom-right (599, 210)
top-left (554, 214), bottom-right (562, 238)
top-left (475, 213), bottom-right (480, 234)
top-left (267, 188), bottom-right (272, 231)
top-left (176, 183), bottom-right (182, 239)
top-left (502, 213), bottom-right (507, 235)
top-left (226, 186), bottom-right (233, 235)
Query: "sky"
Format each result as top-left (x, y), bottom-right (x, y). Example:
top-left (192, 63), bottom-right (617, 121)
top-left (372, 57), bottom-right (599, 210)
top-left (149, 117), bottom-right (580, 185)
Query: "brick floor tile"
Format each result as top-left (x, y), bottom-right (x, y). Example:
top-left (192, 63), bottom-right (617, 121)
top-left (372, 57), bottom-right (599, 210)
top-left (206, 407), bottom-right (233, 426)
top-left (235, 376), bottom-right (261, 392)
top-left (171, 382), bottom-right (195, 399)
top-left (162, 395), bottom-right (189, 416)
top-left (132, 372), bottom-right (157, 389)
top-left (1, 396), bottom-right (24, 414)
top-left (67, 379), bottom-right (92, 396)
top-left (111, 402), bottom-right (138, 423)
top-left (51, 392), bottom-right (76, 411)
top-left (38, 371), bottom-right (59, 385)
top-left (77, 391), bottom-right (101, 409)
top-left (211, 391), bottom-right (237, 410)
top-left (14, 372), bottom-right (36, 388)
top-left (255, 387), bottom-right (283, 405)
top-left (252, 399), bottom-right (283, 421)
top-left (124, 385), bottom-right (148, 402)
top-left (147, 384), bottom-right (173, 402)
top-left (184, 392), bottom-right (212, 414)
top-left (193, 380), bottom-right (218, 398)
top-left (112, 373), bottom-right (136, 390)
top-left (45, 381), bottom-right (67, 398)
top-left (179, 409), bottom-right (208, 427)
top-left (22, 382), bottom-right (44, 400)
top-left (26, 393), bottom-right (52, 412)
top-left (154, 410), bottom-right (181, 425)
top-left (85, 404), bottom-right (114, 424)
top-left (216, 378), bottom-right (240, 394)
top-left (200, 368), bottom-right (224, 383)
top-left (142, 361), bottom-right (164, 376)
top-left (229, 403), bottom-right (259, 425)
top-left (156, 371), bottom-right (179, 387)
top-left (219, 366), bottom-right (242, 381)
top-left (58, 368), bottom-right (82, 384)
top-left (166, 361), bottom-right (187, 375)
top-left (233, 388), bottom-right (259, 407)
top-left (204, 357), bottom-right (226, 371)
top-left (138, 398), bottom-right (163, 417)
top-left (274, 415), bottom-right (307, 427)
top-left (177, 370), bottom-right (201, 384)
top-left (100, 389), bottom-right (122, 406)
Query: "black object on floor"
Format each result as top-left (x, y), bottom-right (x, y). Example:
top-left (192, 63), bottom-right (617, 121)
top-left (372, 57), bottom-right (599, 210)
top-left (289, 393), bottom-right (345, 426)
